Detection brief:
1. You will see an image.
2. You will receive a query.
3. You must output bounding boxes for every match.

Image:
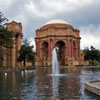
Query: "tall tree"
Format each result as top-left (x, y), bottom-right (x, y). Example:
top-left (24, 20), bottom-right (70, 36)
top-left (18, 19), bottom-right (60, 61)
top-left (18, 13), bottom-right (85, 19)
top-left (84, 47), bottom-right (91, 60)
top-left (0, 12), bottom-right (14, 59)
top-left (84, 46), bottom-right (100, 61)
top-left (18, 39), bottom-right (35, 67)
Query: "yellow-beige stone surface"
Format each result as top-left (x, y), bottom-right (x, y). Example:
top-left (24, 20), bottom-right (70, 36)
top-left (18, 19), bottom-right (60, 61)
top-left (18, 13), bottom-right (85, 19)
top-left (1, 21), bottom-right (23, 68)
top-left (35, 20), bottom-right (87, 67)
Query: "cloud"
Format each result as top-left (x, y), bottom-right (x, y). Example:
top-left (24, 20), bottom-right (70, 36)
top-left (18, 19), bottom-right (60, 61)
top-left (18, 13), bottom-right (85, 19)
top-left (28, 38), bottom-right (36, 51)
top-left (80, 24), bottom-right (100, 49)
top-left (0, 0), bottom-right (100, 49)
top-left (27, 24), bottom-right (100, 51)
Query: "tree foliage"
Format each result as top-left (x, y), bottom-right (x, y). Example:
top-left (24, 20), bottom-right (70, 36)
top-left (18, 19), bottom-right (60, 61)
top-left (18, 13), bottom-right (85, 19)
top-left (0, 12), bottom-right (8, 27)
top-left (0, 12), bottom-right (14, 57)
top-left (84, 46), bottom-right (100, 65)
top-left (0, 27), bottom-right (14, 48)
top-left (18, 39), bottom-right (35, 67)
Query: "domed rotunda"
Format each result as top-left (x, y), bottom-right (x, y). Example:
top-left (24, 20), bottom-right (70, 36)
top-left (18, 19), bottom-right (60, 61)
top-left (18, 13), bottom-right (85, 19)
top-left (35, 19), bottom-right (83, 67)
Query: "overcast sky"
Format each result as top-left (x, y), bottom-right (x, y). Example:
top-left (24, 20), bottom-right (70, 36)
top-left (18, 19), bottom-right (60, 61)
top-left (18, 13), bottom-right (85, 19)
top-left (0, 0), bottom-right (100, 50)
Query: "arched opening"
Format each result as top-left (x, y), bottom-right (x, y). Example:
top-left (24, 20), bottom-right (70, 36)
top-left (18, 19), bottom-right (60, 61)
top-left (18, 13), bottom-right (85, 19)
top-left (41, 42), bottom-right (48, 66)
top-left (73, 42), bottom-right (77, 60)
top-left (55, 41), bottom-right (65, 66)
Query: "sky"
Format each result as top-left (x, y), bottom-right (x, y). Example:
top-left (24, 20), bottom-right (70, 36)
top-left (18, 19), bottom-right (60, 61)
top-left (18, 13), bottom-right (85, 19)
top-left (0, 0), bottom-right (100, 50)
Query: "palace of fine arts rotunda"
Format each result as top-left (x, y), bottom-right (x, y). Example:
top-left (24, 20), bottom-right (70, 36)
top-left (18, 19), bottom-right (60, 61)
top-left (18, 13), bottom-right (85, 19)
top-left (35, 20), bottom-right (87, 67)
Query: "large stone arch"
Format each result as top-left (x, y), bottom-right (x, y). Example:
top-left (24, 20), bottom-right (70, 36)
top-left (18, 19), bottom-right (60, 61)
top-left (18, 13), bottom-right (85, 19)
top-left (55, 40), bottom-right (66, 66)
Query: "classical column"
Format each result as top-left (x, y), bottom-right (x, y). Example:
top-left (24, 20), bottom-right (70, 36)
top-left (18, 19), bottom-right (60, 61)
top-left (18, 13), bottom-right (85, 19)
top-left (76, 42), bottom-right (78, 60)
top-left (48, 40), bottom-right (51, 59)
top-left (11, 37), bottom-right (16, 68)
top-left (17, 34), bottom-right (22, 67)
top-left (2, 47), bottom-right (6, 67)
top-left (77, 41), bottom-right (80, 58)
top-left (71, 40), bottom-right (73, 57)
top-left (47, 40), bottom-right (52, 66)
top-left (65, 41), bottom-right (68, 57)
top-left (17, 35), bottom-right (22, 53)
top-left (53, 39), bottom-right (55, 49)
top-left (36, 41), bottom-right (40, 58)
top-left (67, 40), bottom-right (70, 56)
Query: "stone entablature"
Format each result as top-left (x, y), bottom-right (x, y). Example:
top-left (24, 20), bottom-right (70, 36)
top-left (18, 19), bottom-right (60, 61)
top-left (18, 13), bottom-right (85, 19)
top-left (6, 21), bottom-right (22, 33)
top-left (36, 24), bottom-right (80, 39)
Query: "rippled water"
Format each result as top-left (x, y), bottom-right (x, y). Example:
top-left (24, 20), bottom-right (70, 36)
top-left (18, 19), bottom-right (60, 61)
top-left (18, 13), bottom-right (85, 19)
top-left (0, 67), bottom-right (100, 100)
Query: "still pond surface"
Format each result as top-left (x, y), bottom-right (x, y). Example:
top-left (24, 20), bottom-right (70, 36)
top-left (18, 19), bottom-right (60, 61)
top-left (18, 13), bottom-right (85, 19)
top-left (0, 67), bottom-right (100, 100)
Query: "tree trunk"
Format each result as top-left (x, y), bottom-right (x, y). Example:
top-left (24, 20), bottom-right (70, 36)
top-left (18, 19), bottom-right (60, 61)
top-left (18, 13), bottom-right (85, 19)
top-left (24, 58), bottom-right (26, 67)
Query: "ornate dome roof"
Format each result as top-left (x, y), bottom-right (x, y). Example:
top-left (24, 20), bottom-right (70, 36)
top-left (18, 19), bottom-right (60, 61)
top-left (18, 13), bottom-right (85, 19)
top-left (44, 19), bottom-right (69, 25)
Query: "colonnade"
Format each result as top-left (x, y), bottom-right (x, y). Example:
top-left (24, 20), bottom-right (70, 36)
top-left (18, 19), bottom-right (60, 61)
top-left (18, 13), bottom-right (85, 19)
top-left (36, 39), bottom-right (80, 66)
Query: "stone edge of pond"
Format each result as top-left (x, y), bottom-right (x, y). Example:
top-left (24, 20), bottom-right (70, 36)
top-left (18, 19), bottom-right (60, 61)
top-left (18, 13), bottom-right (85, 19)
top-left (85, 80), bottom-right (100, 96)
top-left (37, 66), bottom-right (100, 69)
top-left (0, 68), bottom-right (35, 72)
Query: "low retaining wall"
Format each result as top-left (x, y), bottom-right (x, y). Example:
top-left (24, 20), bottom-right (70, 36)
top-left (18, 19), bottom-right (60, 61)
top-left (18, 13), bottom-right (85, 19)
top-left (85, 80), bottom-right (100, 96)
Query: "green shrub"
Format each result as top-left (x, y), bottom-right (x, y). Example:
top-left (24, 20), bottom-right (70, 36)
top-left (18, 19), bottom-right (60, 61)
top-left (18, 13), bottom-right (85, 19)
top-left (27, 65), bottom-right (35, 69)
top-left (89, 59), bottom-right (100, 66)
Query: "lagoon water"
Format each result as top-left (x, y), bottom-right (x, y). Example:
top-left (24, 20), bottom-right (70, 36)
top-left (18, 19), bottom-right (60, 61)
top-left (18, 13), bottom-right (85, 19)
top-left (0, 67), bottom-right (100, 100)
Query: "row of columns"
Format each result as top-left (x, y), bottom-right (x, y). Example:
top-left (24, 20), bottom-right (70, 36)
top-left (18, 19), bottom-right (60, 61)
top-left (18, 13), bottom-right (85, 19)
top-left (2, 33), bottom-right (22, 68)
top-left (36, 39), bottom-right (80, 60)
top-left (67, 40), bottom-right (80, 58)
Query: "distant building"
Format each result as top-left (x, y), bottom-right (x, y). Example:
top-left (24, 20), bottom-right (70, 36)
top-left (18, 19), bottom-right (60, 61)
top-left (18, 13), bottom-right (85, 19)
top-left (35, 20), bottom-right (87, 66)
top-left (0, 21), bottom-right (23, 68)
